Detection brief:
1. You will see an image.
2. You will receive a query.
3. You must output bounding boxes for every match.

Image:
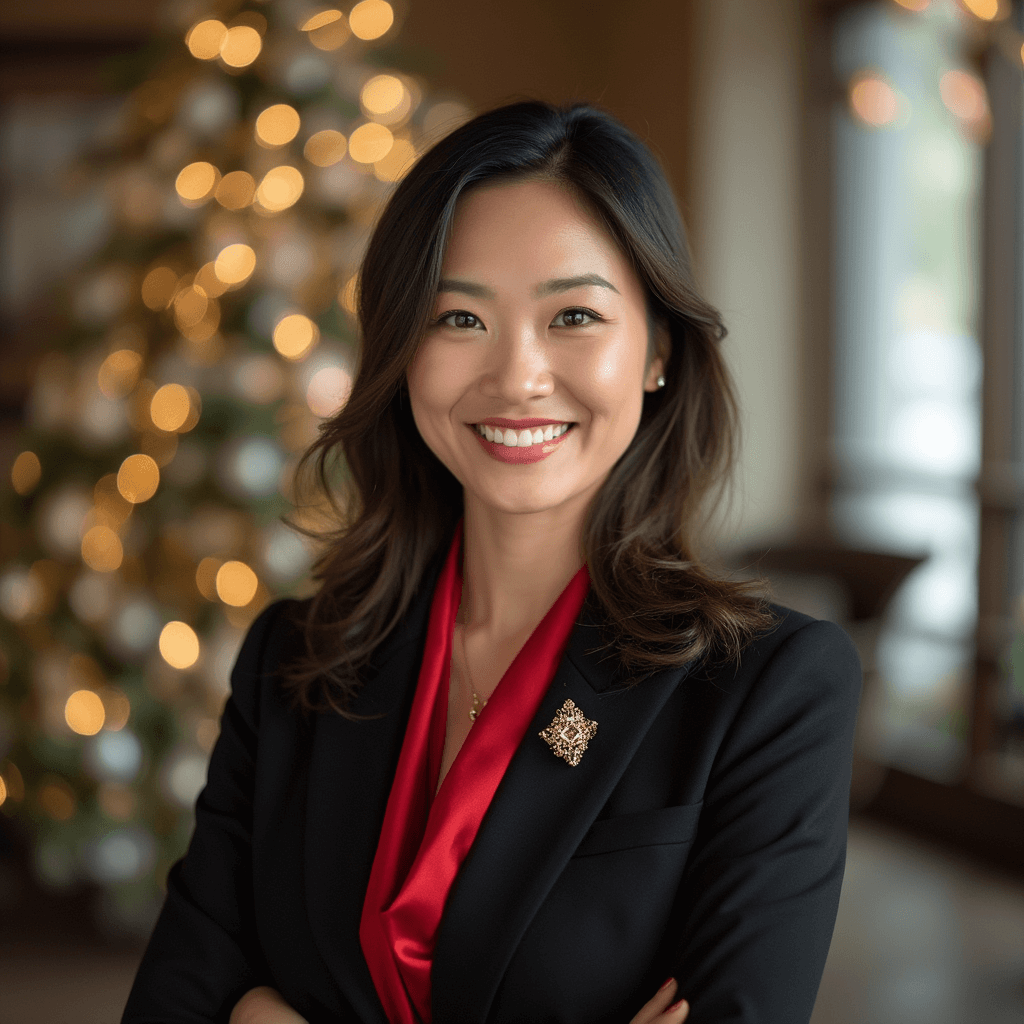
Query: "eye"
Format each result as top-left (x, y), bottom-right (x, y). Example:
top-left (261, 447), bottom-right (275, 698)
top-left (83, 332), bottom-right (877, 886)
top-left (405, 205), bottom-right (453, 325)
top-left (434, 309), bottom-right (485, 330)
top-left (553, 307), bottom-right (603, 328)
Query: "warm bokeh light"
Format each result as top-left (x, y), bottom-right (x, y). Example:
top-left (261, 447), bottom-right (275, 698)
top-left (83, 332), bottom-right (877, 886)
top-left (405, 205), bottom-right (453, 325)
top-left (304, 129), bottom-right (347, 166)
top-left (361, 74), bottom-right (405, 115)
top-left (117, 454), bottom-right (160, 504)
top-left (349, 0), bottom-right (394, 40)
top-left (214, 243), bottom-right (257, 285)
top-left (273, 313), bottom-right (319, 360)
top-left (175, 162), bottom-right (219, 204)
top-left (150, 384), bottom-right (191, 431)
top-left (159, 621), bottom-right (201, 669)
top-left (195, 556), bottom-right (222, 600)
top-left (348, 122), bottom-right (393, 163)
top-left (81, 525), bottom-right (124, 572)
top-left (215, 170), bottom-right (256, 209)
top-left (94, 474), bottom-right (133, 525)
top-left (0, 775), bottom-right (6, 807)
top-left (339, 275), bottom-right (358, 315)
top-left (2, 763), bottom-right (24, 804)
top-left (38, 777), bottom-right (76, 820)
top-left (303, 9), bottom-right (351, 51)
top-left (173, 283), bottom-right (209, 329)
top-left (194, 262), bottom-right (229, 298)
top-left (256, 165), bottom-right (305, 212)
top-left (65, 689), bottom-right (106, 735)
top-left (220, 25), bottom-right (263, 67)
top-left (939, 69), bottom-right (989, 122)
top-left (893, 0), bottom-right (929, 10)
top-left (186, 19), bottom-right (227, 60)
top-left (141, 266), bottom-right (180, 309)
top-left (849, 72), bottom-right (902, 128)
top-left (960, 0), bottom-right (1000, 19)
top-left (98, 349), bottom-right (143, 399)
top-left (256, 104), bottom-right (301, 147)
top-left (374, 137), bottom-right (416, 182)
top-left (102, 689), bottom-right (131, 731)
top-left (216, 560), bottom-right (259, 606)
top-left (307, 366), bottom-right (352, 417)
top-left (300, 9), bottom-right (343, 31)
top-left (11, 451), bottom-right (42, 495)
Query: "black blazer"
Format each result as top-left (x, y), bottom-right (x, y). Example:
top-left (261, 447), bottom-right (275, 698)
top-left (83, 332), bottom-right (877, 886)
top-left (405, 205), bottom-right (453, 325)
top-left (122, 552), bottom-right (862, 1024)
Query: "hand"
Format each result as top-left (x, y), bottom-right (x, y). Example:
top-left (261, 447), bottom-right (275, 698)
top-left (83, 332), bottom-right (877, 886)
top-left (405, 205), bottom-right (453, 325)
top-left (228, 986), bottom-right (310, 1024)
top-left (629, 977), bottom-right (690, 1024)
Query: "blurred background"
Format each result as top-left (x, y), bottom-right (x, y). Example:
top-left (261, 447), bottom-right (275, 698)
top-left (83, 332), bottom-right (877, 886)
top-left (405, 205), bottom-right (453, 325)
top-left (0, 0), bottom-right (1022, 1021)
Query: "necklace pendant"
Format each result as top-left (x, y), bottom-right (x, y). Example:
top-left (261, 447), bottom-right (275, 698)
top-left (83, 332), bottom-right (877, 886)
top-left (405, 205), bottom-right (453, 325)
top-left (469, 690), bottom-right (487, 723)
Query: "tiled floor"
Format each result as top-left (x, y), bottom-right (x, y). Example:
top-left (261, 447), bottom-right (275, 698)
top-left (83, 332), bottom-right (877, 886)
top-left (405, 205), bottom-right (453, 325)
top-left (1, 816), bottom-right (1022, 1023)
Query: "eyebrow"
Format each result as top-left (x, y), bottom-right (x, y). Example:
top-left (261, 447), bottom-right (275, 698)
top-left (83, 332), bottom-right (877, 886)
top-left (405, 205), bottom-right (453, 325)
top-left (437, 273), bottom-right (620, 299)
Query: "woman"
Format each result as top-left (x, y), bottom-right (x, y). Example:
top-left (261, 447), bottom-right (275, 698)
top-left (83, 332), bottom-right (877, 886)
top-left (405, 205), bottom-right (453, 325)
top-left (122, 101), bottom-right (861, 1024)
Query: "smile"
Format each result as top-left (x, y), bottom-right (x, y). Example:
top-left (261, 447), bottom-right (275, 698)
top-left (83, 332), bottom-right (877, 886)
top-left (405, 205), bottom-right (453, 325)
top-left (469, 421), bottom-right (576, 464)
top-left (474, 422), bottom-right (572, 447)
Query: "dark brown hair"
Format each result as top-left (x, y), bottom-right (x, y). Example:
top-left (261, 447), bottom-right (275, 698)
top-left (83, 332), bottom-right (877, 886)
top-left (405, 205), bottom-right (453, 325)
top-left (283, 100), bottom-right (772, 715)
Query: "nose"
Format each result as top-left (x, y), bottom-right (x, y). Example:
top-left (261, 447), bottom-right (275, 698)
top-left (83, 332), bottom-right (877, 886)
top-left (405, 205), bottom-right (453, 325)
top-left (478, 326), bottom-right (554, 403)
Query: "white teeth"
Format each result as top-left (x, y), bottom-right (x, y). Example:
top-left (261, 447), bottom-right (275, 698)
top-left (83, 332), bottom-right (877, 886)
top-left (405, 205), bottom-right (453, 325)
top-left (475, 422), bottom-right (572, 446)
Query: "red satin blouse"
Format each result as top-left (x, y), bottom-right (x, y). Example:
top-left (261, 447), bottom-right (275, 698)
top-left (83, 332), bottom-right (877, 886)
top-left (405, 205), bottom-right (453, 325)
top-left (358, 521), bottom-right (590, 1023)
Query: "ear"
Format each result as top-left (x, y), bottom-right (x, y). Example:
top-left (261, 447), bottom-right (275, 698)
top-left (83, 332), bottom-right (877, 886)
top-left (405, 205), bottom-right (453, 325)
top-left (643, 319), bottom-right (670, 392)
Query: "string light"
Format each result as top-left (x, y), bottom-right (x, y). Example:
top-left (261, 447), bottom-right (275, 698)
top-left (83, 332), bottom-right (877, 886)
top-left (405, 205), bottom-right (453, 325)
top-left (214, 243), bottom-right (257, 285)
top-left (303, 129), bottom-right (347, 166)
top-left (141, 266), bottom-right (180, 309)
top-left (348, 0), bottom-right (394, 40)
top-left (11, 452), bottom-right (42, 495)
top-left (81, 525), bottom-right (123, 572)
top-left (65, 690), bottom-right (106, 735)
top-left (255, 104), bottom-right (301, 147)
top-left (150, 384), bottom-right (191, 431)
top-left (159, 621), bottom-right (200, 669)
top-left (255, 165), bottom-right (305, 212)
top-left (186, 20), bottom-right (227, 60)
top-left (273, 314), bottom-right (319, 360)
top-left (848, 72), bottom-right (904, 128)
top-left (302, 10), bottom-right (351, 51)
top-left (97, 350), bottom-right (143, 399)
top-left (960, 0), bottom-right (1000, 20)
top-left (117, 454), bottom-right (160, 504)
top-left (175, 162), bottom-right (220, 204)
top-left (214, 170), bottom-right (256, 209)
top-left (348, 123), bottom-right (393, 163)
top-left (220, 25), bottom-right (263, 68)
top-left (216, 560), bottom-right (259, 606)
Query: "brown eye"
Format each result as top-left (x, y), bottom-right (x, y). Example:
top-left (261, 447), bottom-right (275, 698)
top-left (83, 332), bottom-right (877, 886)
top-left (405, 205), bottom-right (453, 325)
top-left (554, 307), bottom-right (600, 328)
top-left (454, 313), bottom-right (480, 329)
top-left (436, 310), bottom-right (483, 329)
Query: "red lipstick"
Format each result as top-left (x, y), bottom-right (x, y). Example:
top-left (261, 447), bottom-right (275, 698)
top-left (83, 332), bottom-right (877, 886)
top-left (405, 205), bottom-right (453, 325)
top-left (470, 423), bottom-right (574, 464)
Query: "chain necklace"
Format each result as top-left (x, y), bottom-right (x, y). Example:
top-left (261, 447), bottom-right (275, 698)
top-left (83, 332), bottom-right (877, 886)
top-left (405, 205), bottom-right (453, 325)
top-left (455, 620), bottom-right (488, 723)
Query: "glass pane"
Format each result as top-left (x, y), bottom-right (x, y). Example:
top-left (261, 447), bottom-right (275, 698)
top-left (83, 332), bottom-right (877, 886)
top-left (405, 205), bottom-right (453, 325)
top-left (831, 0), bottom-right (982, 783)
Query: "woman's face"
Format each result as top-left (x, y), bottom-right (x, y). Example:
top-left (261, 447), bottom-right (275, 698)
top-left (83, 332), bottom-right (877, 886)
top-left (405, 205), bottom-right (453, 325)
top-left (406, 178), bottom-right (665, 520)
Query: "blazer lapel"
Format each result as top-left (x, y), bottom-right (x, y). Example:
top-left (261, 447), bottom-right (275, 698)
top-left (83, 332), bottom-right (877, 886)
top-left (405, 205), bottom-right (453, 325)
top-left (432, 603), bottom-right (697, 1023)
top-left (304, 550), bottom-right (445, 1024)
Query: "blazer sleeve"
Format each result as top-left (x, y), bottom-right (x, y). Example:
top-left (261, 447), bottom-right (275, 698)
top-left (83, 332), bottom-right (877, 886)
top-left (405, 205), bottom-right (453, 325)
top-left (669, 619), bottom-right (862, 1024)
top-left (121, 599), bottom-right (289, 1024)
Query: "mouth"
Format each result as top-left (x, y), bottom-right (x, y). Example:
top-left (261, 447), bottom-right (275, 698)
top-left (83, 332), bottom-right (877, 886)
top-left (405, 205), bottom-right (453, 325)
top-left (471, 421), bottom-right (575, 448)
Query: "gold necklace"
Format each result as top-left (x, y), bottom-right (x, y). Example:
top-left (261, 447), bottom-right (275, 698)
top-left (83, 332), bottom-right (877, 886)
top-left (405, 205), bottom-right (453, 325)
top-left (455, 620), bottom-right (488, 723)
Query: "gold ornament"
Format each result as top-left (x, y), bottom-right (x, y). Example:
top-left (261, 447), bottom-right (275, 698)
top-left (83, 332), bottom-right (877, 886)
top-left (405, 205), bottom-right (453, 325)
top-left (539, 698), bottom-right (597, 766)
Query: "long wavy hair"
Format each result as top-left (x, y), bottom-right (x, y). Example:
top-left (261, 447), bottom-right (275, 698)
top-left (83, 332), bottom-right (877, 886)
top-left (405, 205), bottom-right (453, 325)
top-left (281, 100), bottom-right (773, 716)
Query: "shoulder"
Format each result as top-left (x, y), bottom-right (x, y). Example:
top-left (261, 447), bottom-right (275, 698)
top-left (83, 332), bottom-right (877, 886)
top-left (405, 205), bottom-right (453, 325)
top-left (706, 603), bottom-right (863, 727)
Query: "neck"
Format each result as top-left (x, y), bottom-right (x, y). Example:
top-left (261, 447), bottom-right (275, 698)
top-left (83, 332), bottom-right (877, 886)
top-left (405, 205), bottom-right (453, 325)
top-left (459, 493), bottom-right (587, 639)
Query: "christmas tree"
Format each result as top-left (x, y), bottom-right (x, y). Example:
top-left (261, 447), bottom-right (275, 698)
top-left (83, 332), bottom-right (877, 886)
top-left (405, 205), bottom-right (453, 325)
top-left (0, 0), bottom-right (467, 937)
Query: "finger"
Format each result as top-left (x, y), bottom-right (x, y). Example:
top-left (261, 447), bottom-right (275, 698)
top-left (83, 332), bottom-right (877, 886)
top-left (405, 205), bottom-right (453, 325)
top-left (658, 997), bottom-right (690, 1022)
top-left (629, 977), bottom-right (678, 1024)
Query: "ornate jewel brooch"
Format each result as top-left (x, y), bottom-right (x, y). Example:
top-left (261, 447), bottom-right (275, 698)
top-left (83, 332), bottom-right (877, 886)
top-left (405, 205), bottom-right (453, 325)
top-left (539, 698), bottom-right (598, 767)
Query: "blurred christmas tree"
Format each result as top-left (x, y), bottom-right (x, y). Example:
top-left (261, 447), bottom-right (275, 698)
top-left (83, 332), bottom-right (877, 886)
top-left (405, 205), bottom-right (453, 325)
top-left (0, 0), bottom-right (467, 937)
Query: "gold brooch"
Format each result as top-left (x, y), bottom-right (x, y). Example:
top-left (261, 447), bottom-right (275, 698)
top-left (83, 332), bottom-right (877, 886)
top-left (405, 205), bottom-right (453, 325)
top-left (539, 698), bottom-right (598, 767)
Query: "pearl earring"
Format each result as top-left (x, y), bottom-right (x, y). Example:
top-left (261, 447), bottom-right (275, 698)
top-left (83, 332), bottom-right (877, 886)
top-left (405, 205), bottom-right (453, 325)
top-left (656, 375), bottom-right (666, 388)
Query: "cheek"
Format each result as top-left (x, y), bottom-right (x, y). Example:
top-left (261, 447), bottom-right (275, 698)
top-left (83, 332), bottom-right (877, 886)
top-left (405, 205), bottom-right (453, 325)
top-left (569, 336), bottom-right (648, 417)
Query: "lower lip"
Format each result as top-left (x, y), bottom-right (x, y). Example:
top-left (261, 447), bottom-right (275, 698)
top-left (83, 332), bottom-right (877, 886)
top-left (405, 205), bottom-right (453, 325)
top-left (471, 425), bottom-right (574, 464)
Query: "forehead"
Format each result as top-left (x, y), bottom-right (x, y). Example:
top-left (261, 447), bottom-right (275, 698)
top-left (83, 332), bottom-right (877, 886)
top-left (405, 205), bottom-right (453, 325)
top-left (442, 179), bottom-right (637, 288)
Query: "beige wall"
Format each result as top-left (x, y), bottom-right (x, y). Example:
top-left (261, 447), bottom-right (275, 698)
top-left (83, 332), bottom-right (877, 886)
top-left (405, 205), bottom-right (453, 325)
top-left (687, 0), bottom-right (808, 551)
